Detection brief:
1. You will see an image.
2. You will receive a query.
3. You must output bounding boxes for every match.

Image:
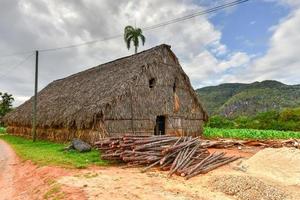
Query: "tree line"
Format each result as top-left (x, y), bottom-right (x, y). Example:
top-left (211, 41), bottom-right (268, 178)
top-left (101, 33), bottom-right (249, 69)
top-left (206, 107), bottom-right (300, 132)
top-left (0, 92), bottom-right (14, 125)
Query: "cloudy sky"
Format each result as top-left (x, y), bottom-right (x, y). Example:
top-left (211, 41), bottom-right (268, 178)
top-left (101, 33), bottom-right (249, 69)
top-left (0, 0), bottom-right (300, 106)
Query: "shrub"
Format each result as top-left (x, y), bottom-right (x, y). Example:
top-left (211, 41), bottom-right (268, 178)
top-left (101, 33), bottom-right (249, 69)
top-left (205, 116), bottom-right (234, 128)
top-left (279, 107), bottom-right (300, 122)
top-left (205, 107), bottom-right (300, 132)
top-left (0, 127), bottom-right (6, 134)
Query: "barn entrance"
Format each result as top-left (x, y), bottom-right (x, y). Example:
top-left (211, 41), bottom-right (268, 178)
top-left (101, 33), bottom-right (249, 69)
top-left (155, 116), bottom-right (165, 135)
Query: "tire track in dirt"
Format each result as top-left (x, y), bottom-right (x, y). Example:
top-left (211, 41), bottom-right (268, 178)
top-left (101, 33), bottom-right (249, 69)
top-left (0, 139), bottom-right (17, 200)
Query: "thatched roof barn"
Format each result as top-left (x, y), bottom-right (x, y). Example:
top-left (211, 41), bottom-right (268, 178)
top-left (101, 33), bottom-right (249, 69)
top-left (4, 44), bottom-right (208, 143)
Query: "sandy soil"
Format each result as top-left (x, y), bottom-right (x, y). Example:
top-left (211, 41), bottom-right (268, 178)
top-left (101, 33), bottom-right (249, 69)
top-left (57, 163), bottom-right (300, 200)
top-left (58, 147), bottom-right (300, 200)
top-left (239, 147), bottom-right (300, 186)
top-left (1, 139), bottom-right (300, 200)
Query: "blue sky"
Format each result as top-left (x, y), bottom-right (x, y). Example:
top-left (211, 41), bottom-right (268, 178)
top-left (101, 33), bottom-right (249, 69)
top-left (210, 0), bottom-right (290, 56)
top-left (183, 0), bottom-right (300, 87)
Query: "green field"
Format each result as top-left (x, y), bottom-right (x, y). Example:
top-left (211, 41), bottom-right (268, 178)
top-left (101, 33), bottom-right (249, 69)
top-left (204, 127), bottom-right (300, 140)
top-left (0, 134), bottom-right (107, 168)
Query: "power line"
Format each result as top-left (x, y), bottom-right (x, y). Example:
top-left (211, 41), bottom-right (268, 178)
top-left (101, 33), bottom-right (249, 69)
top-left (39, 34), bottom-right (122, 52)
top-left (0, 53), bottom-right (34, 78)
top-left (0, 52), bottom-right (33, 66)
top-left (0, 0), bottom-right (250, 56)
top-left (143, 0), bottom-right (249, 31)
top-left (0, 51), bottom-right (34, 59)
top-left (41, 0), bottom-right (249, 52)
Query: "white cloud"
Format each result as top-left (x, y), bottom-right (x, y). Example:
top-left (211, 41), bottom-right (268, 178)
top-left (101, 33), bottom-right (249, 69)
top-left (183, 50), bottom-right (251, 88)
top-left (253, 8), bottom-right (300, 82)
top-left (209, 41), bottom-right (227, 56)
top-left (6, 0), bottom-right (299, 106)
top-left (219, 3), bottom-right (300, 85)
top-left (1, 0), bottom-right (253, 106)
top-left (219, 52), bottom-right (250, 71)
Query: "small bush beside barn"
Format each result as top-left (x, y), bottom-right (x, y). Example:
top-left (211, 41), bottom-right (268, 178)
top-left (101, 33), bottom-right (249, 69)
top-left (4, 44), bottom-right (208, 143)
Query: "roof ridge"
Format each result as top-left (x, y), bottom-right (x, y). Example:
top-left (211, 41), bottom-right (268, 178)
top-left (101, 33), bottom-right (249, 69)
top-left (53, 44), bottom-right (171, 83)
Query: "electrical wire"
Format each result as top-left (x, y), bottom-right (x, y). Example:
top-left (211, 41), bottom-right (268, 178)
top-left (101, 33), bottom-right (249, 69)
top-left (143, 0), bottom-right (249, 31)
top-left (0, 53), bottom-right (34, 78)
top-left (0, 0), bottom-right (250, 56)
top-left (0, 51), bottom-right (34, 59)
top-left (39, 34), bottom-right (122, 52)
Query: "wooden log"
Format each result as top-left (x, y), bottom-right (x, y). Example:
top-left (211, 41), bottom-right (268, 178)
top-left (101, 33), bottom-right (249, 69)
top-left (184, 153), bottom-right (215, 176)
top-left (141, 160), bottom-right (161, 173)
top-left (135, 138), bottom-right (178, 151)
top-left (162, 138), bottom-right (198, 154)
top-left (177, 144), bottom-right (200, 171)
top-left (95, 135), bottom-right (243, 180)
top-left (185, 156), bottom-right (240, 179)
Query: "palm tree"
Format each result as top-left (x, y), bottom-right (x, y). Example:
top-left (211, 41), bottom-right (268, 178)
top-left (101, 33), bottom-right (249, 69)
top-left (124, 25), bottom-right (145, 54)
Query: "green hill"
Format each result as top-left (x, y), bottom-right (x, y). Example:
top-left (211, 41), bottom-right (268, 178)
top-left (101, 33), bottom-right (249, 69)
top-left (196, 80), bottom-right (300, 117)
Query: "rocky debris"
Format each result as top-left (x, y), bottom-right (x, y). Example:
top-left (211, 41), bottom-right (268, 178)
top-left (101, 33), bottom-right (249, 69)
top-left (65, 139), bottom-right (91, 152)
top-left (210, 175), bottom-right (288, 200)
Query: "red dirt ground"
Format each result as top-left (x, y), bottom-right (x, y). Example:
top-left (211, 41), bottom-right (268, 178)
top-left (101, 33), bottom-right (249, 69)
top-left (0, 140), bottom-right (86, 200)
top-left (7, 139), bottom-right (294, 200)
top-left (0, 138), bottom-right (260, 200)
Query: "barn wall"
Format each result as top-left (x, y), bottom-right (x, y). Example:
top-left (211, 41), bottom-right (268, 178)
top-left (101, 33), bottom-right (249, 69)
top-left (104, 119), bottom-right (154, 136)
top-left (6, 125), bottom-right (106, 144)
top-left (104, 61), bottom-right (205, 137)
top-left (166, 117), bottom-right (203, 137)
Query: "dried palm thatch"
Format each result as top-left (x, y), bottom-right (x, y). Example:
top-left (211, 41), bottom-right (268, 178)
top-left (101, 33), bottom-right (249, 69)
top-left (4, 44), bottom-right (208, 143)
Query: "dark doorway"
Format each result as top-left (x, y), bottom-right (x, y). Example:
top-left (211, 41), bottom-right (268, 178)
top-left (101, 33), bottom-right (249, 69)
top-left (155, 116), bottom-right (165, 135)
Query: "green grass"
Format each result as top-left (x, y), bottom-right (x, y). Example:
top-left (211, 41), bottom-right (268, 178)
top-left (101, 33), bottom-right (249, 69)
top-left (0, 134), bottom-right (107, 168)
top-left (0, 127), bottom-right (6, 134)
top-left (204, 127), bottom-right (300, 140)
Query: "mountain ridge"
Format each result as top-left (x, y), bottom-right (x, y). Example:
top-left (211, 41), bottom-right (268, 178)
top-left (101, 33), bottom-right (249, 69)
top-left (196, 80), bottom-right (300, 117)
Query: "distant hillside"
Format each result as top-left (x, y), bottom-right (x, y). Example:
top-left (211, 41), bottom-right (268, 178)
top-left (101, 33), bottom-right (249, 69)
top-left (196, 80), bottom-right (300, 117)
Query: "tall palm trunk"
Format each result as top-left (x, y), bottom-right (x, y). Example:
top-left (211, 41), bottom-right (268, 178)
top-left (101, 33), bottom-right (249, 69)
top-left (135, 46), bottom-right (138, 54)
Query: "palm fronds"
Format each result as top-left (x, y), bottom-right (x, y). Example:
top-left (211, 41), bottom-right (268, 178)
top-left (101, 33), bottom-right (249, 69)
top-left (124, 25), bottom-right (146, 53)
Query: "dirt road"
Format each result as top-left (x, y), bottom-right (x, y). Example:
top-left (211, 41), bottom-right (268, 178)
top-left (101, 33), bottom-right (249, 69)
top-left (0, 139), bottom-right (86, 200)
top-left (0, 139), bottom-right (17, 200)
top-left (1, 140), bottom-right (299, 200)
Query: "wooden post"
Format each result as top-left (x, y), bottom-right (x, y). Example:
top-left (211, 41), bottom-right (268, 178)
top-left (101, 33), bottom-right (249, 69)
top-left (130, 87), bottom-right (134, 134)
top-left (32, 50), bottom-right (38, 142)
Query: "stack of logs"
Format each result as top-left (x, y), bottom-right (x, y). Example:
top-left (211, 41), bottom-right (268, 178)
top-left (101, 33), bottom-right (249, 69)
top-left (95, 135), bottom-right (240, 179)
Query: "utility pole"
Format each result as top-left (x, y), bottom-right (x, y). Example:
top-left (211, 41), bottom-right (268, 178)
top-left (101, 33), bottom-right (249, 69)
top-left (32, 50), bottom-right (38, 142)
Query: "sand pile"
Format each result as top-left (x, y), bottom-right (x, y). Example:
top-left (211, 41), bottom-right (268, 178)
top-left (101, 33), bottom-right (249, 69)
top-left (239, 147), bottom-right (300, 186)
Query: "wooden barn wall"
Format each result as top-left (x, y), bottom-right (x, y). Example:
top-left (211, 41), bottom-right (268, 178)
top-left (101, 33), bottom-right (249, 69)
top-left (6, 125), bottom-right (107, 144)
top-left (166, 118), bottom-right (203, 137)
top-left (104, 61), bottom-right (205, 136)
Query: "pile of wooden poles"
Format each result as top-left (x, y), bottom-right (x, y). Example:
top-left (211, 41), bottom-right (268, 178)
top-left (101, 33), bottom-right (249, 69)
top-left (95, 135), bottom-right (240, 179)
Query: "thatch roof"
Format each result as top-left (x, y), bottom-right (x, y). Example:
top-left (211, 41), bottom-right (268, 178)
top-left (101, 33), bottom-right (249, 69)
top-left (4, 44), bottom-right (207, 129)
